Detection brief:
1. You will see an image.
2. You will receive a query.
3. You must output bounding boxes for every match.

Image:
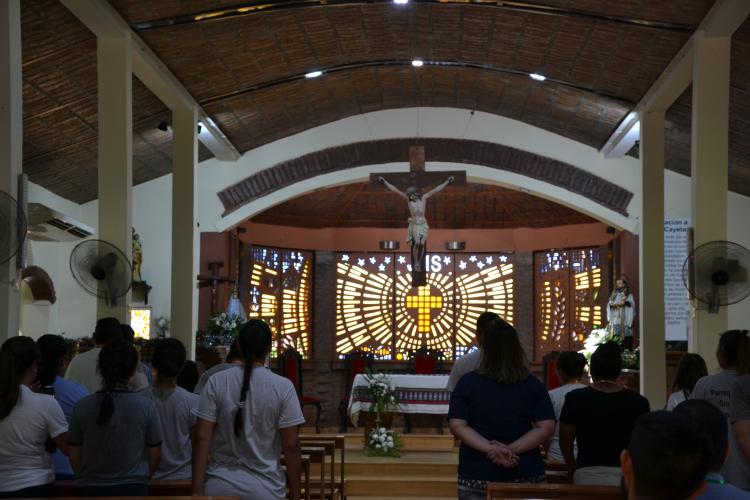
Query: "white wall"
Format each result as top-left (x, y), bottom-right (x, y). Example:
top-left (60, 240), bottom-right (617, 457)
top-left (21, 108), bottom-right (750, 337)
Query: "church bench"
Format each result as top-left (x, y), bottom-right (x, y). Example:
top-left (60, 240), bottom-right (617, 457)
top-left (485, 482), bottom-right (620, 499)
top-left (282, 452), bottom-right (312, 500)
top-left (44, 497), bottom-right (238, 500)
top-left (300, 436), bottom-right (346, 500)
top-left (56, 480), bottom-right (194, 496)
top-left (543, 460), bottom-right (568, 472)
top-left (300, 445), bottom-right (327, 500)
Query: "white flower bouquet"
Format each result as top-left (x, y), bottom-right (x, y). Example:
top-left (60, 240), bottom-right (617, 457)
top-left (207, 312), bottom-right (243, 338)
top-left (153, 316), bottom-right (170, 338)
top-left (365, 426), bottom-right (402, 457)
top-left (363, 371), bottom-right (399, 416)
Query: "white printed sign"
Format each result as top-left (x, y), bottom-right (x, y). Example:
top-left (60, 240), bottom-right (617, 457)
top-left (664, 219), bottom-right (691, 341)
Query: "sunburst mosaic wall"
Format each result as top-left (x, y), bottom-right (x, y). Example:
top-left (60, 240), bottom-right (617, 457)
top-left (246, 246), bottom-right (312, 358)
top-left (335, 252), bottom-right (514, 360)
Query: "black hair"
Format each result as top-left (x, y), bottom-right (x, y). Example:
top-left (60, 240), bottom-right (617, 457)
top-left (674, 399), bottom-right (728, 472)
top-left (93, 317), bottom-right (122, 345)
top-left (120, 324), bottom-right (135, 344)
top-left (36, 334), bottom-right (69, 388)
top-left (734, 331), bottom-right (750, 376)
top-left (475, 312), bottom-right (500, 346)
top-left (717, 329), bottom-right (745, 369)
top-left (478, 319), bottom-right (529, 385)
top-left (0, 337), bottom-right (40, 419)
top-left (152, 338), bottom-right (186, 379)
top-left (590, 341), bottom-right (622, 381)
top-left (177, 361), bottom-right (200, 393)
top-left (234, 319), bottom-right (273, 436)
top-left (96, 339), bottom-right (138, 425)
top-left (226, 340), bottom-right (244, 363)
top-left (671, 353), bottom-right (708, 394)
top-left (627, 411), bottom-right (708, 500)
top-left (556, 351), bottom-right (587, 381)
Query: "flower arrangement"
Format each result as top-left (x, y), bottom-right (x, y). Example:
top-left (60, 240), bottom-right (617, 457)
top-left (579, 327), bottom-right (639, 369)
top-left (207, 312), bottom-right (243, 338)
top-left (363, 370), bottom-right (399, 417)
top-left (153, 317), bottom-right (170, 338)
top-left (365, 426), bottom-right (403, 457)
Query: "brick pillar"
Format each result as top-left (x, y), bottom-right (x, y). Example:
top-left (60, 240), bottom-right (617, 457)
top-left (514, 252), bottom-right (535, 359)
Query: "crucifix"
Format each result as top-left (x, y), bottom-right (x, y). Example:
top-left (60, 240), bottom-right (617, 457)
top-left (371, 145), bottom-right (465, 287)
top-left (197, 261), bottom-right (234, 316)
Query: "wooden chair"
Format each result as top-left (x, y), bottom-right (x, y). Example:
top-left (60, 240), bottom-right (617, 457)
top-left (280, 348), bottom-right (323, 433)
top-left (339, 350), bottom-right (374, 432)
top-left (485, 482), bottom-right (620, 499)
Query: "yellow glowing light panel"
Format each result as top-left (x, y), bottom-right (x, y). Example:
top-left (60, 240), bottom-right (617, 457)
top-left (247, 247), bottom-right (312, 359)
top-left (336, 252), bottom-right (514, 360)
top-left (129, 307), bottom-right (151, 339)
top-left (534, 248), bottom-right (603, 359)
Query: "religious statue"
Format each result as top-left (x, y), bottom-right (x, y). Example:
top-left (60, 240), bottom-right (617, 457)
top-left (607, 276), bottom-right (635, 348)
top-left (132, 227), bottom-right (143, 282)
top-left (379, 175), bottom-right (454, 272)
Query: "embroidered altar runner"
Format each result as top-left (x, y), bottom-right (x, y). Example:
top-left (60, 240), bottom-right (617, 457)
top-left (348, 373), bottom-right (451, 426)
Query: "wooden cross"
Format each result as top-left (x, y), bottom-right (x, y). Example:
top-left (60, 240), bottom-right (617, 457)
top-left (370, 145), bottom-right (466, 287)
top-left (197, 261), bottom-right (234, 316)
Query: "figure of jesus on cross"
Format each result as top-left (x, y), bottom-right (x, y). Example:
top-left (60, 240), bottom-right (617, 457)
top-left (378, 175), bottom-right (454, 272)
top-left (371, 145), bottom-right (465, 287)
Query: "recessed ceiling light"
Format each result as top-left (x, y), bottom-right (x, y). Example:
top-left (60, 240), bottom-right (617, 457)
top-left (529, 73), bottom-right (546, 81)
top-left (305, 70), bottom-right (323, 79)
top-left (411, 59), bottom-right (424, 67)
top-left (394, 0), bottom-right (409, 4)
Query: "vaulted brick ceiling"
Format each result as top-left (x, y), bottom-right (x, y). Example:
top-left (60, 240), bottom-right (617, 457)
top-left (21, 0), bottom-right (750, 218)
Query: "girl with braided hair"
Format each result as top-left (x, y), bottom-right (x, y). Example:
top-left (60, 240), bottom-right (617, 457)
top-left (67, 339), bottom-right (162, 496)
top-left (192, 319), bottom-right (305, 500)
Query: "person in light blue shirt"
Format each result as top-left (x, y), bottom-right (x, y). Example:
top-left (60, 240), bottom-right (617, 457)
top-left (675, 399), bottom-right (750, 499)
top-left (36, 334), bottom-right (89, 480)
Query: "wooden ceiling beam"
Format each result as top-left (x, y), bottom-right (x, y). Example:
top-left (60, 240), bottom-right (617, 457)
top-left (59, 0), bottom-right (240, 162)
top-left (600, 0), bottom-right (750, 159)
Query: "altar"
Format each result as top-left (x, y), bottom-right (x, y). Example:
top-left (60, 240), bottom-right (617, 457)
top-left (347, 373), bottom-right (451, 426)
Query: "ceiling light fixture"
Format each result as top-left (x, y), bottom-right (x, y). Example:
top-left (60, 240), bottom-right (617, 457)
top-left (411, 59), bottom-right (424, 67)
top-left (305, 70), bottom-right (323, 79)
top-left (529, 73), bottom-right (546, 81)
top-left (393, 0), bottom-right (409, 4)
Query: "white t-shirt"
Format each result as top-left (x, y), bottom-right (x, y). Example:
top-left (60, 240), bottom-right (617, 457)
top-left (142, 385), bottom-right (200, 480)
top-left (0, 385), bottom-right (68, 492)
top-left (546, 383), bottom-right (586, 462)
top-left (194, 365), bottom-right (305, 500)
top-left (447, 349), bottom-right (481, 391)
top-left (64, 346), bottom-right (149, 393)
top-left (666, 390), bottom-right (688, 411)
top-left (65, 347), bottom-right (102, 394)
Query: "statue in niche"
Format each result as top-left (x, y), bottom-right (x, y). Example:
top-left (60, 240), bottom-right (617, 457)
top-left (132, 227), bottom-right (143, 282)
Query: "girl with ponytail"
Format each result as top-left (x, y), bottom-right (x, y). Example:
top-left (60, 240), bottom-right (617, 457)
top-left (66, 339), bottom-right (162, 496)
top-left (0, 337), bottom-right (68, 498)
top-left (192, 319), bottom-right (305, 500)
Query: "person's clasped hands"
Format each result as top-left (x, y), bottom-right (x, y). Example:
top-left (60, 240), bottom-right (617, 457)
top-left (486, 440), bottom-right (519, 468)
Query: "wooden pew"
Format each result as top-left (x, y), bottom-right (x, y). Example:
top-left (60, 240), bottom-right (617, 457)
top-left (46, 497), bottom-right (237, 500)
top-left (301, 434), bottom-right (346, 500)
top-left (283, 452), bottom-right (312, 500)
top-left (486, 482), bottom-right (620, 499)
top-left (300, 445), bottom-right (327, 500)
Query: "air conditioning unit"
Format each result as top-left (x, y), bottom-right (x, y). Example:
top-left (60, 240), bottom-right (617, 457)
top-left (27, 203), bottom-right (94, 242)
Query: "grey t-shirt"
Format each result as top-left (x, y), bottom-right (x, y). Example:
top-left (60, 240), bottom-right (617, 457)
top-left (447, 349), bottom-right (481, 391)
top-left (142, 386), bottom-right (199, 480)
top-left (692, 370), bottom-right (750, 489)
top-left (68, 391), bottom-right (162, 486)
top-left (194, 365), bottom-right (305, 500)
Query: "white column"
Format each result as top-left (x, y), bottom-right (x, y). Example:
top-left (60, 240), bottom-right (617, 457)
top-left (690, 31), bottom-right (730, 374)
top-left (639, 110), bottom-right (667, 408)
top-left (170, 107), bottom-right (199, 360)
top-left (0, 0), bottom-right (22, 341)
top-left (97, 35), bottom-right (133, 322)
